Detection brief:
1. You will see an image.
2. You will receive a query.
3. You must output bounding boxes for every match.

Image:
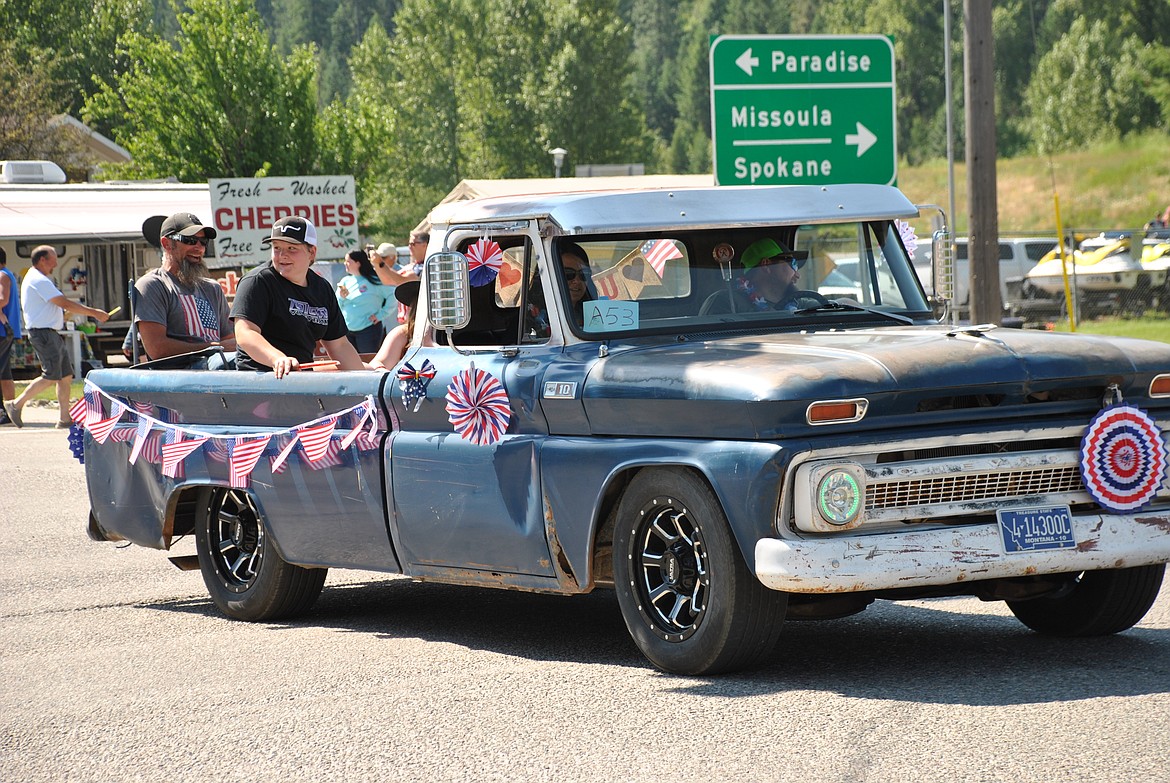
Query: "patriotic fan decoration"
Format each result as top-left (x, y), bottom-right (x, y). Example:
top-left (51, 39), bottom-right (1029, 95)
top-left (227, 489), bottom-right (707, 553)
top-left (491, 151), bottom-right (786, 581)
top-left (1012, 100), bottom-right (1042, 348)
top-left (445, 363), bottom-right (511, 446)
top-left (397, 360), bottom-right (437, 412)
top-left (466, 238), bottom-right (504, 287)
top-left (1080, 404), bottom-right (1168, 513)
top-left (64, 380), bottom-right (383, 483)
top-left (896, 219), bottom-right (919, 260)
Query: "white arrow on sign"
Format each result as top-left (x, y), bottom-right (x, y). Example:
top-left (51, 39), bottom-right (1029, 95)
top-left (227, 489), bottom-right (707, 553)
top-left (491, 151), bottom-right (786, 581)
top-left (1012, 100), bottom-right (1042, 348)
top-left (845, 122), bottom-right (877, 157)
top-left (735, 48), bottom-right (759, 77)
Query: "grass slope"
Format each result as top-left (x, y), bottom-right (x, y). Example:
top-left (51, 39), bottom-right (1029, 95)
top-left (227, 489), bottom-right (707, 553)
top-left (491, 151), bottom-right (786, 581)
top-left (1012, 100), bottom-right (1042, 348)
top-left (899, 130), bottom-right (1170, 235)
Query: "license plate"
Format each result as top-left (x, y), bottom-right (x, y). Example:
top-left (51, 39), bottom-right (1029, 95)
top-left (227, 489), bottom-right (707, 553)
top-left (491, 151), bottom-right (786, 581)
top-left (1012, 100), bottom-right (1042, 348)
top-left (997, 505), bottom-right (1077, 553)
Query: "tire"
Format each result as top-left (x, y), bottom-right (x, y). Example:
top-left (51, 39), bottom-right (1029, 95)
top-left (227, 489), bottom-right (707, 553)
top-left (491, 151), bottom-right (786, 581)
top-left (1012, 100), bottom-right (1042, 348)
top-left (195, 489), bottom-right (327, 621)
top-left (612, 468), bottom-right (787, 675)
top-left (1006, 564), bottom-right (1165, 636)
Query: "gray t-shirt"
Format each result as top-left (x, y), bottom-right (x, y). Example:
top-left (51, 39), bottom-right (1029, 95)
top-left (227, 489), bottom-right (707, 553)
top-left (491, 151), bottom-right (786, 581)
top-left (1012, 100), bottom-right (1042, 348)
top-left (133, 268), bottom-right (231, 347)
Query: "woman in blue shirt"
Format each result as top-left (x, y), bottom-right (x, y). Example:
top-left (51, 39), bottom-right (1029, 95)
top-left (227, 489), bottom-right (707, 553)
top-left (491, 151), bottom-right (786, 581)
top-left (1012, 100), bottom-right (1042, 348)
top-left (336, 249), bottom-right (393, 354)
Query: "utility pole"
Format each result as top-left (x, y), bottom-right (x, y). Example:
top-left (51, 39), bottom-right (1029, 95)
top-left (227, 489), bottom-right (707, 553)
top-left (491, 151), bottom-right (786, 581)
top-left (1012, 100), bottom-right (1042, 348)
top-left (964, 0), bottom-right (1000, 324)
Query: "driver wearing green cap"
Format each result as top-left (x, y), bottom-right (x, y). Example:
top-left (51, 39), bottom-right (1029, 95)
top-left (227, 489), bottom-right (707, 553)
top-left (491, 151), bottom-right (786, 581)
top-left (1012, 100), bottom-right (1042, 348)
top-left (735, 237), bottom-right (810, 311)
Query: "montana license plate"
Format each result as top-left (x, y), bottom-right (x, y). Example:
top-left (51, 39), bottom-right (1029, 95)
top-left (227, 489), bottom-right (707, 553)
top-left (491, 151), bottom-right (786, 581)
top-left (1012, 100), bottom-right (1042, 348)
top-left (997, 505), bottom-right (1077, 553)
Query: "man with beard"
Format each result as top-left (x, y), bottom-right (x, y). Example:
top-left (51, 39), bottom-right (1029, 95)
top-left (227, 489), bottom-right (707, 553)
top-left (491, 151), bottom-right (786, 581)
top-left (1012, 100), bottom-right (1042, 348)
top-left (132, 212), bottom-right (234, 363)
top-left (732, 237), bottom-right (810, 311)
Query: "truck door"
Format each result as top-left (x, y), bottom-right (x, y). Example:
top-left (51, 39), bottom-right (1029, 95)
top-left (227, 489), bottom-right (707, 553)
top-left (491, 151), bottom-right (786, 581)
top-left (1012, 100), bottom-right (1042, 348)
top-left (387, 233), bottom-right (558, 578)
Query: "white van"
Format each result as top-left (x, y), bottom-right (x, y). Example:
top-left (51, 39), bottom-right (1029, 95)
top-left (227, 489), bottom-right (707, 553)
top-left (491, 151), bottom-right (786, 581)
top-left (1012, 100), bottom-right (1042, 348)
top-left (915, 236), bottom-right (1058, 314)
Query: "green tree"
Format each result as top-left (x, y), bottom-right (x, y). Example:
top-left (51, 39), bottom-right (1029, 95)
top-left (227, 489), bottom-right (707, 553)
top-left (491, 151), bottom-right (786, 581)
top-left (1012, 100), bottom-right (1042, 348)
top-left (631, 0), bottom-right (683, 143)
top-left (347, 0), bottom-right (650, 238)
top-left (83, 0), bottom-right (320, 180)
top-left (1024, 17), bottom-right (1161, 153)
top-left (0, 0), bottom-right (151, 122)
top-left (0, 41), bottom-right (97, 179)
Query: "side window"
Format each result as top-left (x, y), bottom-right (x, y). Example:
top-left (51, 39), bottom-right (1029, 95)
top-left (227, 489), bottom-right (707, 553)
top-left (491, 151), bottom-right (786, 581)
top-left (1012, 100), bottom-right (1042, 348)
top-left (554, 238), bottom-right (692, 333)
top-left (447, 235), bottom-right (545, 346)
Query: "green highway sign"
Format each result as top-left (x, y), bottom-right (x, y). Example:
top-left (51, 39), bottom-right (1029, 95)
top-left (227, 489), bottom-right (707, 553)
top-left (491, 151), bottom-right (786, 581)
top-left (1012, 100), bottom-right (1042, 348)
top-left (710, 34), bottom-right (897, 186)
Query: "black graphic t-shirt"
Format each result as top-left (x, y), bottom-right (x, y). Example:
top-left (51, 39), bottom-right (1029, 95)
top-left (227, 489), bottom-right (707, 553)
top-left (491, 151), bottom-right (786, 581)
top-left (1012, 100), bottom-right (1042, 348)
top-left (230, 262), bottom-right (347, 371)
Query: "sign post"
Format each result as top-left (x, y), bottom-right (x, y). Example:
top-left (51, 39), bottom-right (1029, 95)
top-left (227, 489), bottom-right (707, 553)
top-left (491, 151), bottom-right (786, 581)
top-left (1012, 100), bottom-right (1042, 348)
top-left (710, 35), bottom-right (897, 186)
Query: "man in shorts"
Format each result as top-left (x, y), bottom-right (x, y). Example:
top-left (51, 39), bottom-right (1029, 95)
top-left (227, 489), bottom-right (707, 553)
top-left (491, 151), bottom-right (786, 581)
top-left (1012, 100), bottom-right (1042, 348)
top-left (4, 246), bottom-right (109, 428)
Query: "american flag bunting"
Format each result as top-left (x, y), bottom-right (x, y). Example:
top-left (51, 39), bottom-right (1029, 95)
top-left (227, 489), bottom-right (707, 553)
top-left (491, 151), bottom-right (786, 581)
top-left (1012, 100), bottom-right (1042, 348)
top-left (161, 435), bottom-right (208, 478)
top-left (229, 436), bottom-right (270, 488)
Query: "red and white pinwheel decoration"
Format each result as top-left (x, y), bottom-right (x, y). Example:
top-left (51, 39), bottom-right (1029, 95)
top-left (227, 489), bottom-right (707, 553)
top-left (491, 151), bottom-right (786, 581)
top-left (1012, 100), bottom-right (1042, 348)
top-left (445, 363), bottom-right (511, 446)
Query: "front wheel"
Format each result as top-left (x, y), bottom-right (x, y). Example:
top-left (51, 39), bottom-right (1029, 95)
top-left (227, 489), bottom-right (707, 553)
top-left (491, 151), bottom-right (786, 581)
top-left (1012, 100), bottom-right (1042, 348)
top-left (613, 468), bottom-right (787, 675)
top-left (195, 489), bottom-right (327, 621)
top-left (1006, 564), bottom-right (1165, 636)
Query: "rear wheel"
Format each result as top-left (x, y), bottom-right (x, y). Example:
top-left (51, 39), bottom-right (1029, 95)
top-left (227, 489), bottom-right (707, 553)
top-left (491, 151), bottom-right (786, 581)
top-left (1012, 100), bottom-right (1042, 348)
top-left (1006, 564), bottom-right (1165, 636)
top-left (613, 468), bottom-right (787, 675)
top-left (195, 489), bottom-right (327, 621)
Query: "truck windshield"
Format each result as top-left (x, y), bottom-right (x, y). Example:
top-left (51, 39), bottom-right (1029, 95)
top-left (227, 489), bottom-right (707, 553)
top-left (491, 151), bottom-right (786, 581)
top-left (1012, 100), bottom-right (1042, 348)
top-left (554, 220), bottom-right (930, 337)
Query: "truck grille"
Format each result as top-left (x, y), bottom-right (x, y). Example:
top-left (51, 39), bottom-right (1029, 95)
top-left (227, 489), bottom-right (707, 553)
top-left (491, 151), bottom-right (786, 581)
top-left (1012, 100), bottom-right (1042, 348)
top-left (867, 465), bottom-right (1085, 510)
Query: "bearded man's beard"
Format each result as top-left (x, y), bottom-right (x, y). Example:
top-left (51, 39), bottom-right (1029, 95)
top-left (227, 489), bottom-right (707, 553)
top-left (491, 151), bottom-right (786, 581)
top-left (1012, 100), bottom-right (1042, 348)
top-left (176, 257), bottom-right (210, 288)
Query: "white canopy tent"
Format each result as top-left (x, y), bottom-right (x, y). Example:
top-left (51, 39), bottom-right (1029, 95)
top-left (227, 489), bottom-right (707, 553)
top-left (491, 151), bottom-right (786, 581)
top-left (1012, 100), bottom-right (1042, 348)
top-left (0, 182), bottom-right (211, 243)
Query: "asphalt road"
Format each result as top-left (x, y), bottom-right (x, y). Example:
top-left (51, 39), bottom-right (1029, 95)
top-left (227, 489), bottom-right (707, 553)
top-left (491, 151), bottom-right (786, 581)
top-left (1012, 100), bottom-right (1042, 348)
top-left (2, 403), bottom-right (1169, 782)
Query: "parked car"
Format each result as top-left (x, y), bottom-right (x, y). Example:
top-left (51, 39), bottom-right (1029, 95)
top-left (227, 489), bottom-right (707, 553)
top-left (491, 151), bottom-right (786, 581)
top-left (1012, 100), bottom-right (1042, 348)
top-left (915, 236), bottom-right (1058, 316)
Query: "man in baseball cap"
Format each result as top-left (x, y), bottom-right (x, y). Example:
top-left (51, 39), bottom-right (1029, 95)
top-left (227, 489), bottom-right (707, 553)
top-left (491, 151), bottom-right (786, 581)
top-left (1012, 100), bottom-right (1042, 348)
top-left (161, 212), bottom-right (218, 242)
top-left (231, 215), bottom-right (364, 378)
top-left (260, 215), bottom-right (317, 247)
top-left (130, 211), bottom-right (234, 366)
top-left (734, 237), bottom-right (811, 312)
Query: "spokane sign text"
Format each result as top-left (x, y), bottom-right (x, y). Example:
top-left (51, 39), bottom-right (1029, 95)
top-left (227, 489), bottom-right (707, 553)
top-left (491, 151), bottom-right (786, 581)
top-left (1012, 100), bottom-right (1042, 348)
top-left (734, 156), bottom-right (832, 183)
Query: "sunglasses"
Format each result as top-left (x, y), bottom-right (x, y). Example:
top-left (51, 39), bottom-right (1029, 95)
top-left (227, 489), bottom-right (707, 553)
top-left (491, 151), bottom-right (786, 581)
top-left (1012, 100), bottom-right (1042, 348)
top-left (563, 268), bottom-right (590, 282)
top-left (169, 234), bottom-right (209, 247)
top-left (758, 255), bottom-right (801, 271)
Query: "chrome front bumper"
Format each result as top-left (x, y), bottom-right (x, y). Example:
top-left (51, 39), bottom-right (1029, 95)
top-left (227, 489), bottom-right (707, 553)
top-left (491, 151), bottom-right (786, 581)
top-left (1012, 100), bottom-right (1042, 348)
top-left (755, 510), bottom-right (1170, 594)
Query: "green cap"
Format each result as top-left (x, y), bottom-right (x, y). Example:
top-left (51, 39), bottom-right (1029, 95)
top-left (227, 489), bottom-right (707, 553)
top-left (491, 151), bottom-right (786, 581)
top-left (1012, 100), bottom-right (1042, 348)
top-left (742, 238), bottom-right (806, 270)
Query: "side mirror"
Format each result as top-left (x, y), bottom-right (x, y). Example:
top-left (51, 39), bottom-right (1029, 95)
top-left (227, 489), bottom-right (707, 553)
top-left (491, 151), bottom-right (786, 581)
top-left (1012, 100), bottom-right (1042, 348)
top-left (425, 251), bottom-right (472, 331)
top-left (932, 228), bottom-right (954, 304)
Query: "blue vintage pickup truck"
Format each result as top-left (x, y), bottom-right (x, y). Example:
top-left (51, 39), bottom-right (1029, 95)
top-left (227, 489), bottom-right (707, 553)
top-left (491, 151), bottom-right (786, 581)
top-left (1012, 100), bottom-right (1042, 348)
top-left (84, 184), bottom-right (1170, 674)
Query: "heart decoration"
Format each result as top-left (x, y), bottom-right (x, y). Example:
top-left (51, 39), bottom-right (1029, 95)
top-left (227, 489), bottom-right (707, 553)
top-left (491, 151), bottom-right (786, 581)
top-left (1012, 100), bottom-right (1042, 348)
top-left (623, 257), bottom-right (647, 281)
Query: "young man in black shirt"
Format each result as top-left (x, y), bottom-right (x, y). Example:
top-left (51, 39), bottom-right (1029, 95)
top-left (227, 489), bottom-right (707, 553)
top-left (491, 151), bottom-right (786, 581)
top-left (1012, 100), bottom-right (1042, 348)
top-left (231, 216), bottom-right (365, 378)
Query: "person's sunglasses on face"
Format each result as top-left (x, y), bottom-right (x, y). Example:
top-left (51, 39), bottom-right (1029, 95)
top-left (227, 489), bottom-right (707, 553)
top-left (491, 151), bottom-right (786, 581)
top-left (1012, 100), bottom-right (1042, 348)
top-left (757, 255), bottom-right (800, 271)
top-left (169, 234), bottom-right (208, 247)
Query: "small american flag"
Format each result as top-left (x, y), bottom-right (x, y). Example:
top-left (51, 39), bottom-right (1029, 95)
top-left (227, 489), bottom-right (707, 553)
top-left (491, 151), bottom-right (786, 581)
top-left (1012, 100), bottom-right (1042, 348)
top-left (298, 419), bottom-right (337, 462)
top-left (128, 417), bottom-right (152, 464)
top-left (84, 388), bottom-right (102, 425)
top-left (303, 438), bottom-right (345, 470)
top-left (229, 436), bottom-right (269, 487)
top-left (179, 294), bottom-right (220, 341)
top-left (640, 239), bottom-right (683, 277)
top-left (162, 435), bottom-right (208, 478)
top-left (89, 401), bottom-right (125, 444)
top-left (69, 396), bottom-right (87, 425)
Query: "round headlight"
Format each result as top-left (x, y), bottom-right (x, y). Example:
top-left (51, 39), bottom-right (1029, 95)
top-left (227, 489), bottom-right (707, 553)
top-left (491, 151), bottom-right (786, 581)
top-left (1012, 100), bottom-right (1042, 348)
top-left (817, 469), bottom-right (862, 526)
